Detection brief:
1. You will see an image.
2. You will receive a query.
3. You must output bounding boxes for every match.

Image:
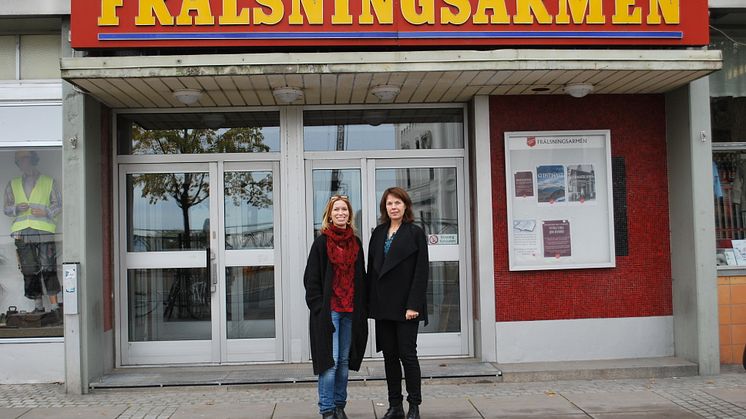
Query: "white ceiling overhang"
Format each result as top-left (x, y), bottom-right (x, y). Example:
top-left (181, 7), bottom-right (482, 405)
top-left (60, 49), bottom-right (722, 109)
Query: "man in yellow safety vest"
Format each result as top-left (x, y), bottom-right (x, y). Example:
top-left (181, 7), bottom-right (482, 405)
top-left (3, 150), bottom-right (62, 315)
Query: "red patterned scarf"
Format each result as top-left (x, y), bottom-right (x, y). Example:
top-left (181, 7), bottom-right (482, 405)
top-left (323, 225), bottom-right (359, 312)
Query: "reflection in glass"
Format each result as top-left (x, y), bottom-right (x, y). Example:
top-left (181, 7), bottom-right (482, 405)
top-left (128, 268), bottom-right (211, 342)
top-left (226, 266), bottom-right (275, 339)
top-left (224, 171), bottom-right (274, 249)
top-left (376, 168), bottom-right (458, 240)
top-left (126, 173), bottom-right (210, 252)
top-left (421, 262), bottom-right (460, 334)
top-left (117, 112), bottom-right (281, 155)
top-left (312, 169), bottom-right (362, 236)
top-left (304, 109), bottom-right (463, 151)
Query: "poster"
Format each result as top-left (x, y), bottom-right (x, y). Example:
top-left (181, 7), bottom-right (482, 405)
top-left (512, 219), bottom-right (539, 260)
top-left (567, 164), bottom-right (596, 203)
top-left (537, 165), bottom-right (565, 204)
top-left (514, 171), bottom-right (534, 198)
top-left (542, 220), bottom-right (571, 258)
top-left (504, 130), bottom-right (615, 270)
top-left (732, 240), bottom-right (746, 266)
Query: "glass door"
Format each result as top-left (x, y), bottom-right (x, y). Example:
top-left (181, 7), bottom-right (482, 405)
top-left (306, 158), bottom-right (469, 358)
top-left (370, 159), bottom-right (469, 356)
top-left (119, 161), bottom-right (281, 365)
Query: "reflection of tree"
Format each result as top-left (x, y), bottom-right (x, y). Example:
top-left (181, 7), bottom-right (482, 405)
top-left (131, 125), bottom-right (271, 249)
top-left (130, 124), bottom-right (273, 320)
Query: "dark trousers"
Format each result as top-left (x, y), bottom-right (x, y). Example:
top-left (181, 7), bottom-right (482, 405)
top-left (376, 319), bottom-right (421, 406)
top-left (15, 237), bottom-right (59, 299)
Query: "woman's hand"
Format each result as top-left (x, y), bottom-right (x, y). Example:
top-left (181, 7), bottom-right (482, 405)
top-left (405, 309), bottom-right (419, 320)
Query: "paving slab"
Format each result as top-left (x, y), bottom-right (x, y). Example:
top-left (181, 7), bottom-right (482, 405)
top-left (169, 403), bottom-right (275, 418)
top-left (589, 410), bottom-right (701, 419)
top-left (0, 408), bottom-right (30, 419)
top-left (470, 394), bottom-right (586, 417)
top-left (17, 406), bottom-right (128, 418)
top-left (373, 398), bottom-right (481, 418)
top-left (562, 391), bottom-right (682, 414)
top-left (272, 400), bottom-right (373, 418)
top-left (703, 387), bottom-right (746, 409)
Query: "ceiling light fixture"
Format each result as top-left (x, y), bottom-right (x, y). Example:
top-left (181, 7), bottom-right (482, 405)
top-left (370, 85), bottom-right (401, 102)
top-left (272, 86), bottom-right (304, 104)
top-left (172, 88), bottom-right (203, 105)
top-left (564, 83), bottom-right (594, 98)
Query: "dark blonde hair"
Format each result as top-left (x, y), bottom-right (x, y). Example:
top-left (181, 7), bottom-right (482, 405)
top-left (379, 187), bottom-right (414, 224)
top-left (321, 195), bottom-right (357, 233)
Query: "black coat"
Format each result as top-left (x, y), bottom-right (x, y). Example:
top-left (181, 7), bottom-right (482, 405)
top-left (303, 234), bottom-right (368, 375)
top-left (367, 222), bottom-right (429, 331)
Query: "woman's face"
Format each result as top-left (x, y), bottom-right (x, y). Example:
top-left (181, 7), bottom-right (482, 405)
top-left (385, 194), bottom-right (406, 223)
top-left (330, 199), bottom-right (350, 228)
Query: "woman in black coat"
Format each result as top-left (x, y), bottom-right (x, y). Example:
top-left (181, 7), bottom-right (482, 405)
top-left (368, 187), bottom-right (429, 419)
top-left (304, 195), bottom-right (368, 419)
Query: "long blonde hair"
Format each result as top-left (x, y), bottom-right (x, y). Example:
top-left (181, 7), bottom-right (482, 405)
top-left (321, 195), bottom-right (357, 234)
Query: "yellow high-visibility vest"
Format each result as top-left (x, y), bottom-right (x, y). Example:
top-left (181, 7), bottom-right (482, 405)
top-left (10, 175), bottom-right (56, 233)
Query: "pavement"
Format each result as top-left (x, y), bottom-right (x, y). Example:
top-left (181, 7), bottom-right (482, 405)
top-left (1, 365), bottom-right (746, 418)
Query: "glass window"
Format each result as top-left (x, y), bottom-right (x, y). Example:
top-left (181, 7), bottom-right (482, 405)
top-left (128, 268), bottom-right (211, 342)
top-left (0, 36), bottom-right (16, 80)
top-left (126, 172), bottom-right (210, 252)
top-left (375, 167), bottom-right (458, 240)
top-left (226, 266), bottom-right (275, 339)
top-left (19, 34), bottom-right (60, 80)
top-left (304, 108), bottom-right (464, 151)
top-left (711, 31), bottom-right (746, 268)
top-left (0, 148), bottom-right (63, 338)
top-left (117, 112), bottom-right (281, 155)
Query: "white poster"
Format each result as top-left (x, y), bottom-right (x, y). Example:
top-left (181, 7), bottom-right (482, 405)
top-left (504, 130), bottom-right (615, 271)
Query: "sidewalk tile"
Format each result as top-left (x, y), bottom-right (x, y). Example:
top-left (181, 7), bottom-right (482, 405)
top-left (470, 394), bottom-right (585, 417)
top-left (589, 411), bottom-right (701, 419)
top-left (169, 403), bottom-right (275, 418)
top-left (264, 401), bottom-right (315, 418)
top-left (703, 388), bottom-right (746, 409)
top-left (16, 406), bottom-right (127, 418)
top-left (374, 398), bottom-right (480, 418)
top-left (562, 391), bottom-right (679, 413)
top-left (0, 408), bottom-right (30, 419)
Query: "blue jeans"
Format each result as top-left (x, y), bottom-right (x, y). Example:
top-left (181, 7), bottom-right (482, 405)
top-left (318, 311), bottom-right (352, 414)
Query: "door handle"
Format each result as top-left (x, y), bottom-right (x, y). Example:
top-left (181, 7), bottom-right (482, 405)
top-left (207, 247), bottom-right (217, 293)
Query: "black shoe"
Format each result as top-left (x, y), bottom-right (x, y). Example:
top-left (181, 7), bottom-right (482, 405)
top-left (321, 410), bottom-right (336, 419)
top-left (334, 406), bottom-right (348, 419)
top-left (406, 404), bottom-right (420, 419)
top-left (382, 405), bottom-right (405, 419)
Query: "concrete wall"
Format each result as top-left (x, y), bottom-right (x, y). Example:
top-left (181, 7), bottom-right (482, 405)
top-left (666, 79), bottom-right (720, 375)
top-left (496, 316), bottom-right (674, 363)
top-left (0, 341), bottom-right (63, 383)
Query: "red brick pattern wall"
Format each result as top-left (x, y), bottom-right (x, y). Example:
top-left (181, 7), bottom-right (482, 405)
top-left (490, 95), bottom-right (672, 322)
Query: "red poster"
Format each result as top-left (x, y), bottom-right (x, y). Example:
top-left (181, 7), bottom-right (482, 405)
top-left (72, 0), bottom-right (708, 49)
top-left (542, 219), bottom-right (571, 258)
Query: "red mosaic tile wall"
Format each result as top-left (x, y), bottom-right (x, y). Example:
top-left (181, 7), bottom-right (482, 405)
top-left (490, 95), bottom-right (672, 322)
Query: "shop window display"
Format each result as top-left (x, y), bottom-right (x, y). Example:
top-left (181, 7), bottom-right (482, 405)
top-left (0, 149), bottom-right (63, 337)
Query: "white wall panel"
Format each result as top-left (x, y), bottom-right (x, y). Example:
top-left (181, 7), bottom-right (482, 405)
top-left (496, 316), bottom-right (674, 363)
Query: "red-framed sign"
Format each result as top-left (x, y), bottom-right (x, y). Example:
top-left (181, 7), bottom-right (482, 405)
top-left (72, 0), bottom-right (708, 49)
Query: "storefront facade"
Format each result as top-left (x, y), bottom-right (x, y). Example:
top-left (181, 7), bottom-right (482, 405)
top-left (0, 4), bottom-right (68, 383)
top-left (0, 0), bottom-right (726, 391)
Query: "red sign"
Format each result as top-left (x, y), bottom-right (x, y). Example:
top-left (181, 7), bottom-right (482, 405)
top-left (72, 0), bottom-right (708, 49)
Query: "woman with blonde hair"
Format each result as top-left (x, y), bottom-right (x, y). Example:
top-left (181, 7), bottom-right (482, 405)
top-left (304, 195), bottom-right (368, 419)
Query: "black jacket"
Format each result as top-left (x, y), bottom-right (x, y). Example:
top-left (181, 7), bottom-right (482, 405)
top-left (367, 222), bottom-right (429, 327)
top-left (303, 234), bottom-right (368, 375)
